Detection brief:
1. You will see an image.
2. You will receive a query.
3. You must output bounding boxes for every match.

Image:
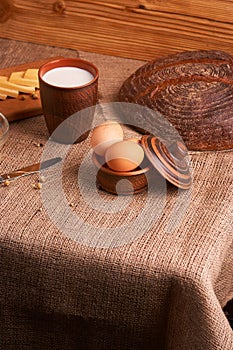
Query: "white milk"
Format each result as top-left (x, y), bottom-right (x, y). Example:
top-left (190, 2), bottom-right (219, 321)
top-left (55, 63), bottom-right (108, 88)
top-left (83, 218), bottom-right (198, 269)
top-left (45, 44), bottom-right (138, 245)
top-left (42, 66), bottom-right (94, 87)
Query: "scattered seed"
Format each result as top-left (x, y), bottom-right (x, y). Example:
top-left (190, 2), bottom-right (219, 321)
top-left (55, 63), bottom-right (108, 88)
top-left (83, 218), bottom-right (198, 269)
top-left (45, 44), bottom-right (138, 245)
top-left (31, 92), bottom-right (39, 99)
top-left (33, 142), bottom-right (43, 147)
top-left (69, 202), bottom-right (74, 207)
top-left (4, 180), bottom-right (10, 186)
top-left (39, 175), bottom-right (46, 183)
top-left (36, 182), bottom-right (42, 190)
top-left (33, 182), bottom-right (42, 190)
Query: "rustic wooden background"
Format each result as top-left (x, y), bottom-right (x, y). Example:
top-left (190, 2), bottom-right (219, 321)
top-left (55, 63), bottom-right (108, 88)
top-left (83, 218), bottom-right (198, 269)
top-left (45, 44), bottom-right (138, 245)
top-left (0, 0), bottom-right (233, 61)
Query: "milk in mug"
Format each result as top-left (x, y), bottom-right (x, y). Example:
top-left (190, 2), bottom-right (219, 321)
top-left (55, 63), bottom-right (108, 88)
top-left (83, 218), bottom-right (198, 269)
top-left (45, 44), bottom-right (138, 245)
top-left (42, 66), bottom-right (94, 88)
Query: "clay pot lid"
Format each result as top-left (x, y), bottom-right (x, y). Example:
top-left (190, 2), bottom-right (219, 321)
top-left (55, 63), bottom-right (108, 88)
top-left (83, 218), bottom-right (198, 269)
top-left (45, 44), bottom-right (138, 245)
top-left (141, 135), bottom-right (192, 189)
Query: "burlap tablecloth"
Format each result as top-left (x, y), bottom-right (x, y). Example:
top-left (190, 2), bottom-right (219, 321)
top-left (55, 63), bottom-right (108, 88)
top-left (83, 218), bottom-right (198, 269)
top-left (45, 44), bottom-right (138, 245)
top-left (0, 39), bottom-right (232, 350)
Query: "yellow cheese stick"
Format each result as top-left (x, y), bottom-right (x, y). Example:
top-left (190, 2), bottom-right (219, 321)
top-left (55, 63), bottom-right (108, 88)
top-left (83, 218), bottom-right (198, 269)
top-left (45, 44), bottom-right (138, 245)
top-left (0, 93), bottom-right (7, 100)
top-left (0, 87), bottom-right (18, 98)
top-left (0, 76), bottom-right (35, 94)
top-left (9, 71), bottom-right (24, 79)
top-left (24, 68), bottom-right (39, 81)
top-left (13, 78), bottom-right (39, 88)
top-left (9, 71), bottom-right (39, 88)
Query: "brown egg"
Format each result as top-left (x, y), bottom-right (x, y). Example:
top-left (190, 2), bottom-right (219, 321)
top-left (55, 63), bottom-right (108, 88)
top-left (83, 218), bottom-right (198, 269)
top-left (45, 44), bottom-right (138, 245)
top-left (105, 140), bottom-right (145, 172)
top-left (91, 121), bottom-right (124, 156)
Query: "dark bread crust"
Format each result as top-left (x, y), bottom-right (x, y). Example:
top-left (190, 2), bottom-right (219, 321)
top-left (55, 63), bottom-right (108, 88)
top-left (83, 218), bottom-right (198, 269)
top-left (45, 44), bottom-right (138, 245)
top-left (118, 50), bottom-right (233, 151)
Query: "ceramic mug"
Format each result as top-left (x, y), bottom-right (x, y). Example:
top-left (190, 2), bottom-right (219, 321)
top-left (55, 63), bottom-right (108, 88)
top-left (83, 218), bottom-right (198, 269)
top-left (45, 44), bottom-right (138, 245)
top-left (38, 57), bottom-right (99, 144)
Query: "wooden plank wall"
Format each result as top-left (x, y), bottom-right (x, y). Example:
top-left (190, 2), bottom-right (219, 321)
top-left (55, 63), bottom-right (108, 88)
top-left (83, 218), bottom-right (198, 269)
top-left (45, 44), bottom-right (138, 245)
top-left (0, 0), bottom-right (233, 61)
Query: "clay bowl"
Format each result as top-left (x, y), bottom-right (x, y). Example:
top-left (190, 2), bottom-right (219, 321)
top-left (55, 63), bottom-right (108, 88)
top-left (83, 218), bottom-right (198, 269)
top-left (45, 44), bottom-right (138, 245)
top-left (92, 152), bottom-right (151, 195)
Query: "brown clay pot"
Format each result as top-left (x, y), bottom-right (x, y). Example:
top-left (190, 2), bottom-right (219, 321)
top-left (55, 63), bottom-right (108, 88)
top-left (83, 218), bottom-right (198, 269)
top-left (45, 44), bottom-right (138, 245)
top-left (92, 152), bottom-right (151, 195)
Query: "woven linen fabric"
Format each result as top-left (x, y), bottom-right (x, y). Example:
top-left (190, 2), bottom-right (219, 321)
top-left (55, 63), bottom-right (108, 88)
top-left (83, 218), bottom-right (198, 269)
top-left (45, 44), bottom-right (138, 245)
top-left (0, 39), bottom-right (233, 350)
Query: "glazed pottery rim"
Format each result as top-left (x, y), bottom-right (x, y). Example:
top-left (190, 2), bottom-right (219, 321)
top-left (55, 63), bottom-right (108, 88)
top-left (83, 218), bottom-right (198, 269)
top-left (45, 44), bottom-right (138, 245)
top-left (92, 152), bottom-right (150, 176)
top-left (38, 57), bottom-right (99, 90)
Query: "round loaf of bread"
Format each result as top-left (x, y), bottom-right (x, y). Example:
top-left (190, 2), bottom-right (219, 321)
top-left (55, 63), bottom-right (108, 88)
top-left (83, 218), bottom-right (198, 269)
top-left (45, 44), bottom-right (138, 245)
top-left (118, 50), bottom-right (233, 151)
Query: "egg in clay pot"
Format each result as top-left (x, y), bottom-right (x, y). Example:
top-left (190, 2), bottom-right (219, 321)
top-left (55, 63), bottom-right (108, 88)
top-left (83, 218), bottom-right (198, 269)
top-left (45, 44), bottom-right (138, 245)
top-left (92, 138), bottom-right (150, 195)
top-left (105, 140), bottom-right (145, 172)
top-left (91, 121), bottom-right (124, 156)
